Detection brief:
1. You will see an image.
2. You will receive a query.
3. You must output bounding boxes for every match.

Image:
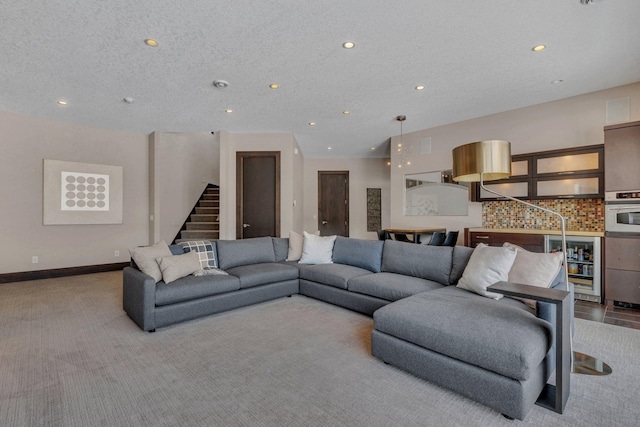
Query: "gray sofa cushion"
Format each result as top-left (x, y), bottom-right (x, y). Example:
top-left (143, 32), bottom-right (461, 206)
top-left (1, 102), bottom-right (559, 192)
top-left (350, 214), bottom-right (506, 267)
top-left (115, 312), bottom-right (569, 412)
top-left (332, 236), bottom-right (384, 272)
top-left (381, 240), bottom-right (453, 285)
top-left (299, 263), bottom-right (372, 290)
top-left (225, 263), bottom-right (299, 289)
top-left (155, 274), bottom-right (240, 306)
top-left (217, 237), bottom-right (276, 270)
top-left (272, 237), bottom-right (289, 262)
top-left (450, 245), bottom-right (474, 285)
top-left (373, 286), bottom-right (551, 381)
top-left (348, 272), bottom-right (444, 302)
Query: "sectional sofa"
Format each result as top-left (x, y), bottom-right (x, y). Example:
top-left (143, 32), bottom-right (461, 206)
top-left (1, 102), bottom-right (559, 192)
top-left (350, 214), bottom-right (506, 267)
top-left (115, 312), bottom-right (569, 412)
top-left (122, 235), bottom-right (571, 420)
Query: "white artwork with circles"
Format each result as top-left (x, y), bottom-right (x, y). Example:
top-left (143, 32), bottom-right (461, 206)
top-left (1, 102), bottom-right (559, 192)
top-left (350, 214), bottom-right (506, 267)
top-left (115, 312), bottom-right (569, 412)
top-left (43, 159), bottom-right (123, 225)
top-left (61, 172), bottom-right (110, 211)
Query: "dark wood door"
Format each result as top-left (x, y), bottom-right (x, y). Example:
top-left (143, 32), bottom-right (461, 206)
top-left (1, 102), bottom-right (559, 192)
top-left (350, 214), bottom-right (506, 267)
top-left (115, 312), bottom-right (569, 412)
top-left (236, 152), bottom-right (280, 239)
top-left (318, 171), bottom-right (349, 236)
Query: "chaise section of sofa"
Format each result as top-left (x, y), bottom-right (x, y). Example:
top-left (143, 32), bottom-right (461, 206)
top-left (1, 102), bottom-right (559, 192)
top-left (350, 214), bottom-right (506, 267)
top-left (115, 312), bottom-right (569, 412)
top-left (371, 285), bottom-right (555, 420)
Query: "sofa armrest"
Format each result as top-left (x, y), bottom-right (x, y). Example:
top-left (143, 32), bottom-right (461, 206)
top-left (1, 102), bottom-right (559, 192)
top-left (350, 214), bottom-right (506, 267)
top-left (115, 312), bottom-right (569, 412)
top-left (123, 266), bottom-right (157, 331)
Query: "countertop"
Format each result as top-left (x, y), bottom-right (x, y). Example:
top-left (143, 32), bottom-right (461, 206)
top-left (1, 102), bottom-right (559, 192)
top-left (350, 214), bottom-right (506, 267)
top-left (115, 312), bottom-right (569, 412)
top-left (468, 228), bottom-right (604, 237)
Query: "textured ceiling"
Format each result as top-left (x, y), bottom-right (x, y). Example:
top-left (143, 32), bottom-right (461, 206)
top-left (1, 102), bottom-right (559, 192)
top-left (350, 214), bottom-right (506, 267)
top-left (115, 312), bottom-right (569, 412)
top-left (2, 0), bottom-right (640, 158)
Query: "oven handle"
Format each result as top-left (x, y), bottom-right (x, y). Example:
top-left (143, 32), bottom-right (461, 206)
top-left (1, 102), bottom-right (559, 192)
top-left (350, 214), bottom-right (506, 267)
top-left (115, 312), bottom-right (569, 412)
top-left (606, 206), bottom-right (640, 211)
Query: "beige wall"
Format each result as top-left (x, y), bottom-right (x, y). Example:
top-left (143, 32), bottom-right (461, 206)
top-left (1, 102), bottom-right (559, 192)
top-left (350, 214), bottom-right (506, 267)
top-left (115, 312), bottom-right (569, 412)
top-left (149, 131), bottom-right (220, 244)
top-left (303, 158), bottom-right (391, 240)
top-left (0, 111), bottom-right (148, 274)
top-left (218, 131), bottom-right (302, 239)
top-left (389, 82), bottom-right (640, 238)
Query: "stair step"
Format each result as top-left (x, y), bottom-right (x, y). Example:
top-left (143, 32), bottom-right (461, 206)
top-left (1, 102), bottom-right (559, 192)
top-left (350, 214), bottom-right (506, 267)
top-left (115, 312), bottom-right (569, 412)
top-left (179, 230), bottom-right (220, 240)
top-left (195, 207), bottom-right (219, 214)
top-left (186, 222), bottom-right (219, 230)
top-left (190, 214), bottom-right (218, 222)
top-left (198, 200), bottom-right (219, 207)
top-left (206, 188), bottom-right (219, 194)
top-left (175, 237), bottom-right (219, 244)
top-left (203, 194), bottom-right (219, 200)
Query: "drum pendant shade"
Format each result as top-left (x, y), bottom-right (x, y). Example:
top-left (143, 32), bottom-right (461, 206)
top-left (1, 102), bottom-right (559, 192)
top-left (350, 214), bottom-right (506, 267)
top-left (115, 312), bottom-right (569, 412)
top-left (452, 140), bottom-right (512, 182)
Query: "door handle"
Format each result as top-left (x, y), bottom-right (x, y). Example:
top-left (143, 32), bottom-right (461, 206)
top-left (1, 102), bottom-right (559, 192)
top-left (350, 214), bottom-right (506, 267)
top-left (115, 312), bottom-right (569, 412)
top-left (322, 221), bottom-right (328, 225)
top-left (242, 223), bottom-right (251, 228)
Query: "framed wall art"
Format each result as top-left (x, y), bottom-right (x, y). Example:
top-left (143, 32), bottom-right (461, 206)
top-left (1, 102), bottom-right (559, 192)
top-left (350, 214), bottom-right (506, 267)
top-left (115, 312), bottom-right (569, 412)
top-left (43, 159), bottom-right (123, 225)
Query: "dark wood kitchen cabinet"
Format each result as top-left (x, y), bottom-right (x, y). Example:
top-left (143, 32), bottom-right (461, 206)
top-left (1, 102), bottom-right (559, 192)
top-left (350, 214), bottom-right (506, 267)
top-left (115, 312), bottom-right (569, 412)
top-left (467, 231), bottom-right (545, 253)
top-left (604, 120), bottom-right (640, 192)
top-left (604, 236), bottom-right (640, 305)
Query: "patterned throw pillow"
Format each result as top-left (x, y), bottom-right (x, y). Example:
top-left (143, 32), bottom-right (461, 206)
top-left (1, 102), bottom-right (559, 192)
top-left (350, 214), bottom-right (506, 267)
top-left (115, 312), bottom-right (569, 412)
top-left (178, 240), bottom-right (218, 269)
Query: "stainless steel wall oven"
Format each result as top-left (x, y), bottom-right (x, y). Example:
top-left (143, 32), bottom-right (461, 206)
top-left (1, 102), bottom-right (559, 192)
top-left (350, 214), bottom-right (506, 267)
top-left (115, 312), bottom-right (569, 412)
top-left (605, 191), bottom-right (640, 235)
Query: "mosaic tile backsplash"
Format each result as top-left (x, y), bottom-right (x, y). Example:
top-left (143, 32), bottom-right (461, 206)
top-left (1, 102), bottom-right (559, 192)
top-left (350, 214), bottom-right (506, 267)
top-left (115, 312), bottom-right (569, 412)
top-left (482, 198), bottom-right (604, 232)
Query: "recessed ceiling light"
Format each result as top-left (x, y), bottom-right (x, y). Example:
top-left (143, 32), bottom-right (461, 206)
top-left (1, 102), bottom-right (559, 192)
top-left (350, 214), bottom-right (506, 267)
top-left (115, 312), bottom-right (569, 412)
top-left (371, 147), bottom-right (376, 151)
top-left (387, 161), bottom-right (391, 166)
top-left (342, 41), bottom-right (355, 49)
top-left (144, 39), bottom-right (158, 47)
top-left (225, 109), bottom-right (233, 113)
top-left (308, 122), bottom-right (316, 126)
top-left (327, 146), bottom-right (332, 150)
top-left (57, 100), bottom-right (68, 105)
top-left (415, 85), bottom-right (425, 91)
top-left (269, 83), bottom-right (279, 89)
top-left (551, 79), bottom-right (564, 85)
top-left (532, 44), bottom-right (546, 52)
top-left (343, 110), bottom-right (350, 115)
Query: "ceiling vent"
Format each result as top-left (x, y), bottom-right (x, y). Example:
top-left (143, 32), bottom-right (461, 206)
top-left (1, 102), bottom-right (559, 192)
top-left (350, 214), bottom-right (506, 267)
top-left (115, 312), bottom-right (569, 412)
top-left (212, 80), bottom-right (229, 88)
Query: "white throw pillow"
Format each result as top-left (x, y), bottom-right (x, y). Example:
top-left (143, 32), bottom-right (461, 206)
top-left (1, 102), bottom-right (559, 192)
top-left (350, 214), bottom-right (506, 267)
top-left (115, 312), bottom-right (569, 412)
top-left (286, 231), bottom-right (304, 261)
top-left (156, 251), bottom-right (201, 284)
top-left (298, 232), bottom-right (336, 264)
top-left (503, 242), bottom-right (564, 309)
top-left (456, 244), bottom-right (518, 300)
top-left (128, 240), bottom-right (172, 283)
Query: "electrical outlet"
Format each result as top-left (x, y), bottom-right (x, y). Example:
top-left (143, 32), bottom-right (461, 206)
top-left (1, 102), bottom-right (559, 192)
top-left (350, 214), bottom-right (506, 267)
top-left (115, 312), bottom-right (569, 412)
top-left (114, 250), bottom-right (120, 257)
top-left (32, 256), bottom-right (38, 264)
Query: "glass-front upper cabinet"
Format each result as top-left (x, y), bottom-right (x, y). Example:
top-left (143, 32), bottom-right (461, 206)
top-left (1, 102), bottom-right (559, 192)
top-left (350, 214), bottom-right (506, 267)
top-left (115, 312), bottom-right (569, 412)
top-left (532, 145), bottom-right (603, 199)
top-left (534, 146), bottom-right (603, 176)
top-left (473, 156), bottom-right (532, 201)
top-left (472, 145), bottom-right (604, 201)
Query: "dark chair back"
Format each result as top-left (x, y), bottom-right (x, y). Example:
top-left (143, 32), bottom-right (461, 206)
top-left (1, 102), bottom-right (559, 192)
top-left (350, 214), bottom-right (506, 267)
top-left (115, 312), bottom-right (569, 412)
top-left (393, 233), bottom-right (411, 243)
top-left (442, 231), bottom-right (459, 247)
top-left (377, 230), bottom-right (391, 241)
top-left (427, 231), bottom-right (446, 246)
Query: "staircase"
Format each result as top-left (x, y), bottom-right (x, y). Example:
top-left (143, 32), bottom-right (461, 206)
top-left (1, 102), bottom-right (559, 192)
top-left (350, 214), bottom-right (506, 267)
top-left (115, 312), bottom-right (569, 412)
top-left (174, 185), bottom-right (220, 243)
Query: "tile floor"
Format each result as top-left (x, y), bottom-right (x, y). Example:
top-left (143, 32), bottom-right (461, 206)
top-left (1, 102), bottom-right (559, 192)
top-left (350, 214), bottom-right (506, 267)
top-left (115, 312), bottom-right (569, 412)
top-left (574, 300), bottom-right (640, 330)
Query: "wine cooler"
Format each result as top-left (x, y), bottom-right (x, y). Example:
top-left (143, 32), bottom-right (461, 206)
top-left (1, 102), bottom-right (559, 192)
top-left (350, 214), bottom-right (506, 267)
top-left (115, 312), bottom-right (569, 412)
top-left (544, 235), bottom-right (602, 303)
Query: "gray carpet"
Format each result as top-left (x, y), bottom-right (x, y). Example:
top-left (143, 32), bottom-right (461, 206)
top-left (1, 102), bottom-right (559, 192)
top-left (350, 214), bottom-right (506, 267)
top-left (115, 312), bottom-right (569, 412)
top-left (1, 271), bottom-right (639, 426)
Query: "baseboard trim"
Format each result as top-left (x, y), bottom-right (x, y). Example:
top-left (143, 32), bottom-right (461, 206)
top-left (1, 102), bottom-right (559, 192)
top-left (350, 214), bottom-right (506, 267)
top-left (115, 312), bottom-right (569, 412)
top-left (0, 262), bottom-right (129, 284)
